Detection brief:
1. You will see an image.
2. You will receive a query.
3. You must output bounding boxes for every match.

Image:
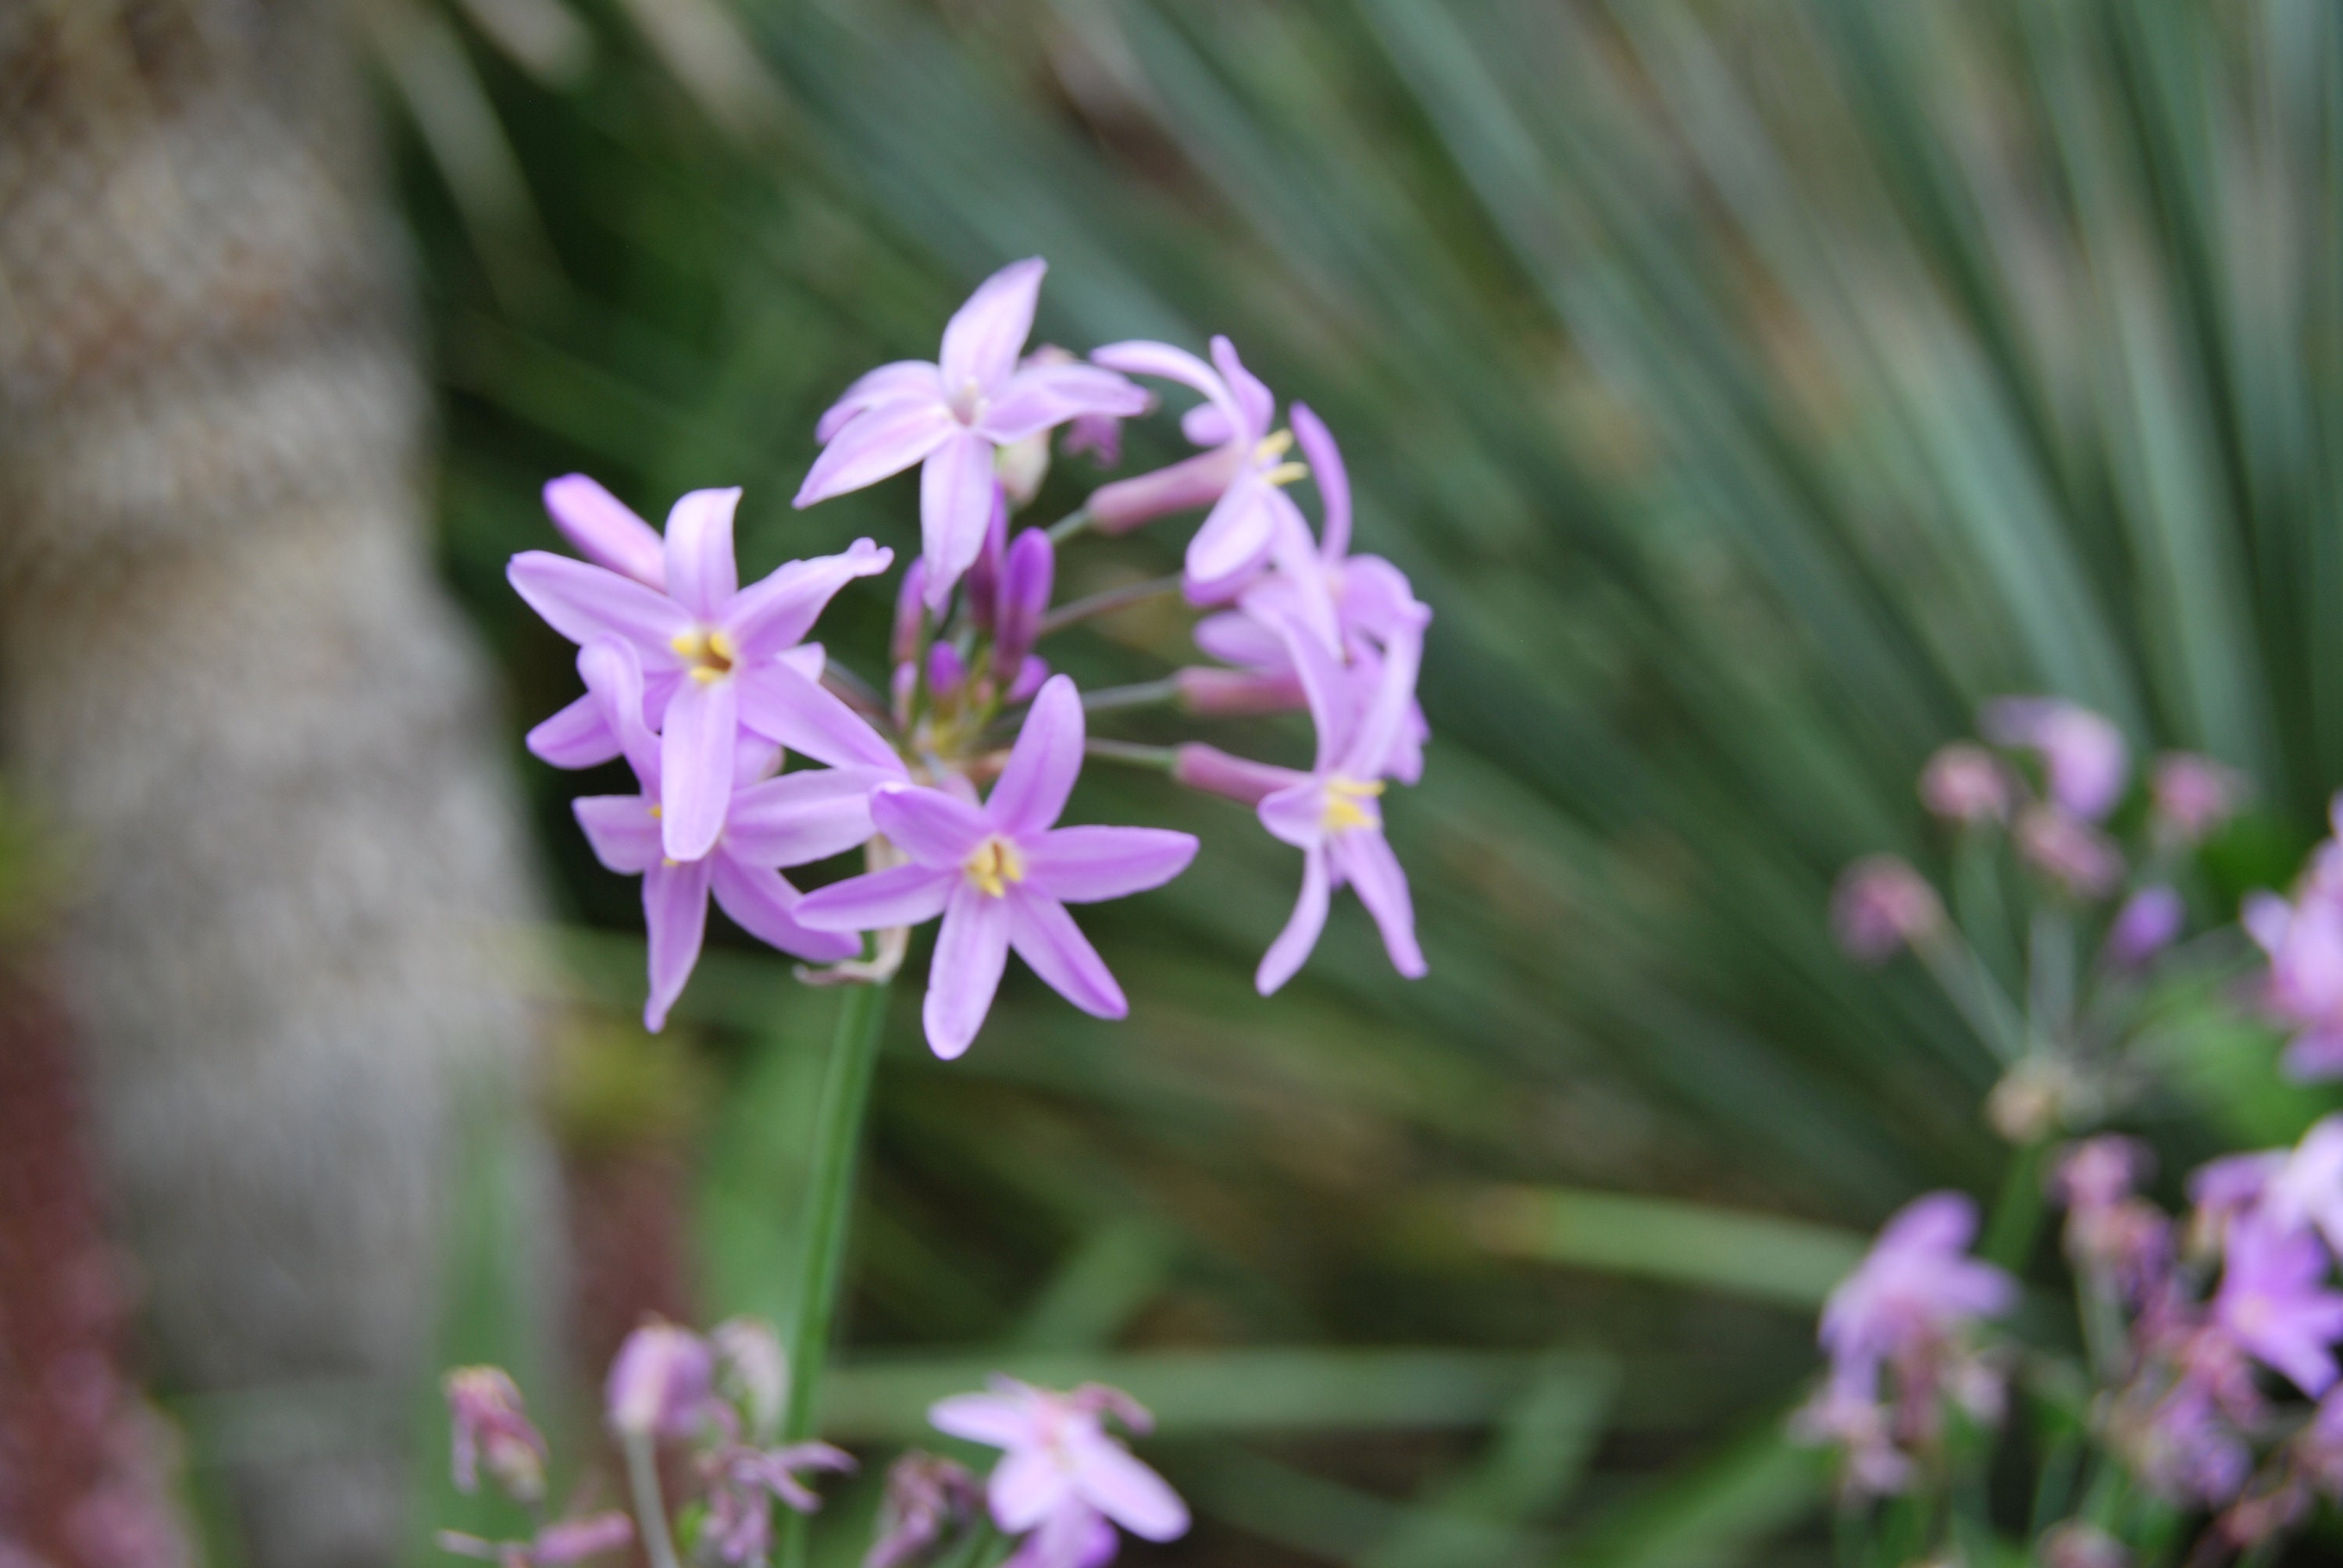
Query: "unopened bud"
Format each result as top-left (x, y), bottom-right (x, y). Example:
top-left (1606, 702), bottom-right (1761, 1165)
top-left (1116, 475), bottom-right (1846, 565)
top-left (605, 1322), bottom-right (714, 1439)
top-left (1087, 447), bottom-right (1242, 534)
top-left (1174, 667), bottom-right (1305, 716)
top-left (1829, 856), bottom-right (1942, 963)
top-left (2015, 807), bottom-right (2124, 899)
top-left (2151, 753), bottom-right (2242, 845)
top-left (1172, 744), bottom-right (1303, 808)
top-left (1920, 743), bottom-right (2010, 825)
top-left (2106, 885), bottom-right (2184, 968)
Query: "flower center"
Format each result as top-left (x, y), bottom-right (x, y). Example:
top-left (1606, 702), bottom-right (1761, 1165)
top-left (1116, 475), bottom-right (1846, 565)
top-left (672, 627), bottom-right (737, 685)
top-left (950, 377), bottom-right (988, 426)
top-left (1253, 429), bottom-right (1308, 487)
top-left (963, 835), bottom-right (1025, 898)
top-left (1321, 777), bottom-right (1384, 833)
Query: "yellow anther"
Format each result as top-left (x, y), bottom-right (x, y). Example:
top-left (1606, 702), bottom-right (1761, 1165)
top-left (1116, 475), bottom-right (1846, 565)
top-left (1255, 429), bottom-right (1295, 462)
top-left (1321, 777), bottom-right (1385, 834)
top-left (647, 804), bottom-right (662, 819)
top-left (1264, 461), bottom-right (1311, 488)
top-left (964, 836), bottom-right (1026, 898)
top-left (673, 625), bottom-right (736, 683)
top-left (671, 629), bottom-right (707, 660)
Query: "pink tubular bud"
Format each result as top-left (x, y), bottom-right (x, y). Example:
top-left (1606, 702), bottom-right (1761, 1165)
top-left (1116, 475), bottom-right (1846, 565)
top-left (2015, 806), bottom-right (2124, 899)
top-left (605, 1322), bottom-right (714, 1439)
top-left (1006, 655), bottom-right (1049, 704)
top-left (1175, 667), bottom-right (1306, 717)
top-left (1830, 855), bottom-right (1943, 963)
top-left (2152, 753), bottom-right (2243, 845)
top-left (2106, 884), bottom-right (2185, 968)
top-left (531, 1513), bottom-right (633, 1565)
top-left (1086, 446), bottom-right (1242, 534)
top-left (1172, 743), bottom-right (1304, 807)
top-left (993, 529), bottom-right (1054, 672)
top-left (963, 491), bottom-right (1011, 631)
top-left (1920, 743), bottom-right (2010, 825)
top-left (926, 643), bottom-right (967, 701)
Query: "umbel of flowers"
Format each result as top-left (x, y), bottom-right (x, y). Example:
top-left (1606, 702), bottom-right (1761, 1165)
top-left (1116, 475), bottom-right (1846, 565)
top-left (1796, 700), bottom-right (2343, 1561)
top-left (509, 255), bottom-right (1433, 1052)
top-left (468, 258), bottom-right (1436, 1565)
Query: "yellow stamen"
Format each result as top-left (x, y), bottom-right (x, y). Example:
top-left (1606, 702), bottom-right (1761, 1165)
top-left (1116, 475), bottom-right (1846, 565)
top-left (673, 625), bottom-right (736, 684)
top-left (964, 836), bottom-right (1026, 898)
top-left (647, 804), bottom-right (662, 818)
top-left (1255, 429), bottom-right (1295, 461)
top-left (1264, 461), bottom-right (1311, 487)
top-left (1321, 777), bottom-right (1385, 833)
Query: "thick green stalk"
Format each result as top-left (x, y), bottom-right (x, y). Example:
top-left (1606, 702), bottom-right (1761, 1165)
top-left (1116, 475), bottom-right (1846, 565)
top-left (777, 975), bottom-right (892, 1568)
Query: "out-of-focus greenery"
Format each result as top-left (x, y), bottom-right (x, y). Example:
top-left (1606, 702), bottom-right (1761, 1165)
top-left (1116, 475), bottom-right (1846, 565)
top-left (362, 0), bottom-right (2343, 1560)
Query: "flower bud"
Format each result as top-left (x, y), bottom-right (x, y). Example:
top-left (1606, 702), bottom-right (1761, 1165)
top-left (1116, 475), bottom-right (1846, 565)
top-left (604, 1322), bottom-right (714, 1439)
top-left (892, 561), bottom-right (929, 668)
top-left (994, 433), bottom-right (1052, 510)
top-left (2151, 753), bottom-right (2242, 845)
top-left (2015, 807), bottom-right (2124, 899)
top-left (445, 1366), bottom-right (547, 1502)
top-left (962, 490), bottom-right (1011, 630)
top-left (2106, 885), bottom-right (2184, 968)
top-left (925, 643), bottom-right (967, 703)
top-left (1981, 697), bottom-right (2128, 821)
top-left (1174, 667), bottom-right (1305, 716)
top-left (993, 529), bottom-right (1054, 673)
top-left (531, 1513), bottom-right (633, 1565)
top-left (1919, 743), bottom-right (2010, 824)
top-left (1829, 856), bottom-right (1942, 963)
top-left (1087, 447), bottom-right (1242, 534)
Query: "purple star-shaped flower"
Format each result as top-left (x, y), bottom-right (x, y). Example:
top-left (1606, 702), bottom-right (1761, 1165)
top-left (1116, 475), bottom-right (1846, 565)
top-left (793, 258), bottom-right (1147, 611)
top-left (1819, 1192), bottom-right (2017, 1391)
top-left (1089, 336), bottom-right (1325, 604)
top-left (571, 641), bottom-right (888, 1031)
top-left (2244, 875), bottom-right (2343, 1079)
top-left (2213, 1210), bottom-right (2343, 1396)
top-left (928, 1379), bottom-right (1188, 1568)
top-left (1251, 605), bottom-right (1432, 994)
top-left (793, 675), bottom-right (1197, 1058)
top-left (509, 483), bottom-right (898, 860)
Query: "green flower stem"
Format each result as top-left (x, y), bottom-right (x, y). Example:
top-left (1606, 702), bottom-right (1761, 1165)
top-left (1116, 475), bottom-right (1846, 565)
top-left (1044, 506), bottom-right (1094, 545)
top-left (1038, 573), bottom-right (1183, 636)
top-left (1913, 929), bottom-right (2029, 1064)
top-left (1085, 738), bottom-right (1179, 771)
top-left (1981, 1137), bottom-right (2049, 1271)
top-left (777, 974), bottom-right (893, 1568)
top-left (622, 1431), bottom-right (685, 1568)
top-left (1079, 676), bottom-right (1183, 715)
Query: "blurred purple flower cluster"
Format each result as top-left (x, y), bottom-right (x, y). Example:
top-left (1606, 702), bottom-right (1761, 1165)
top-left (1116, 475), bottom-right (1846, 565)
top-left (508, 258), bottom-right (1434, 1056)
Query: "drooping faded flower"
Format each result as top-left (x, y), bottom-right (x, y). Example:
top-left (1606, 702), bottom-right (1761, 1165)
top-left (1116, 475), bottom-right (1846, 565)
top-left (1980, 697), bottom-right (2130, 821)
top-left (605, 1320), bottom-right (718, 1441)
top-left (444, 1366), bottom-right (547, 1502)
top-left (439, 1513), bottom-right (634, 1568)
top-left (794, 675), bottom-right (1199, 1057)
top-left (509, 486), bottom-right (896, 858)
top-left (865, 1453), bottom-right (984, 1568)
top-left (699, 1441), bottom-right (857, 1566)
top-left (927, 1380), bottom-right (1188, 1568)
top-left (571, 641), bottom-right (883, 1030)
top-left (794, 258), bottom-right (1147, 611)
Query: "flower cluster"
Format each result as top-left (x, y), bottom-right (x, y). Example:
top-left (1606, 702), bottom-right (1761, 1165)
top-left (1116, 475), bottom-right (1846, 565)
top-left (2241, 797), bottom-right (2343, 1079)
top-left (1831, 697), bottom-right (2238, 1139)
top-left (512, 257), bottom-right (1433, 1056)
top-left (1791, 1192), bottom-right (2017, 1494)
top-left (443, 1320), bottom-right (853, 1568)
top-left (2059, 1121), bottom-right (2343, 1552)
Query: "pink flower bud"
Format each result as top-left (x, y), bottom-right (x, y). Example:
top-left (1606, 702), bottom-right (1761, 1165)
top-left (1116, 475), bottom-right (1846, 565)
top-left (605, 1323), bottom-right (714, 1439)
top-left (1830, 856), bottom-right (1942, 962)
top-left (2106, 885), bottom-right (2184, 968)
top-left (892, 561), bottom-right (929, 668)
top-left (1981, 697), bottom-right (2129, 821)
top-left (530, 1513), bottom-right (633, 1566)
top-left (1919, 743), bottom-right (2010, 824)
top-left (2151, 753), bottom-right (2243, 844)
top-left (2015, 806), bottom-right (2124, 899)
top-left (1086, 447), bottom-right (1241, 534)
top-left (1174, 667), bottom-right (1306, 716)
top-left (1171, 743), bottom-right (1303, 807)
top-left (993, 529), bottom-right (1054, 673)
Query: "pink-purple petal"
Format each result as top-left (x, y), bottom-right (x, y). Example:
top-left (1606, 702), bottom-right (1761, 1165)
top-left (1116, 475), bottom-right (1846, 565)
top-left (1257, 781), bottom-right (1328, 852)
top-left (793, 864), bottom-right (955, 933)
top-left (1193, 609), bottom-right (1289, 672)
top-left (710, 857), bottom-right (861, 964)
top-left (574, 795), bottom-right (664, 874)
top-left (816, 359), bottom-right (945, 443)
top-left (725, 539), bottom-right (893, 661)
top-left (508, 551), bottom-right (691, 657)
top-left (1185, 477), bottom-right (1279, 594)
top-left (578, 637), bottom-right (662, 786)
top-left (544, 473), bottom-right (667, 589)
top-left (528, 693), bottom-right (624, 769)
top-left (1257, 844), bottom-right (1332, 996)
top-left (735, 661), bottom-right (906, 775)
top-left (794, 398), bottom-right (957, 507)
top-left (1344, 613), bottom-right (1426, 781)
top-left (1288, 401), bottom-right (1349, 560)
top-left (662, 487), bottom-right (743, 621)
top-left (722, 768), bottom-right (888, 867)
top-left (1067, 1437), bottom-right (1188, 1541)
top-left (920, 432), bottom-right (1001, 610)
top-left (644, 859), bottom-right (715, 1032)
top-left (871, 785), bottom-right (993, 868)
top-left (1021, 826), bottom-right (1198, 903)
top-left (987, 674), bottom-right (1085, 837)
top-left (924, 883), bottom-right (1012, 1059)
top-left (939, 257), bottom-right (1045, 395)
top-left (659, 676), bottom-right (740, 861)
top-left (985, 1447), bottom-right (1074, 1534)
top-left (979, 363), bottom-right (1150, 445)
top-left (1209, 334), bottom-right (1275, 437)
top-left (927, 1392), bottom-right (1038, 1450)
top-left (1006, 893), bottom-right (1126, 1020)
top-left (1331, 829), bottom-right (1426, 978)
